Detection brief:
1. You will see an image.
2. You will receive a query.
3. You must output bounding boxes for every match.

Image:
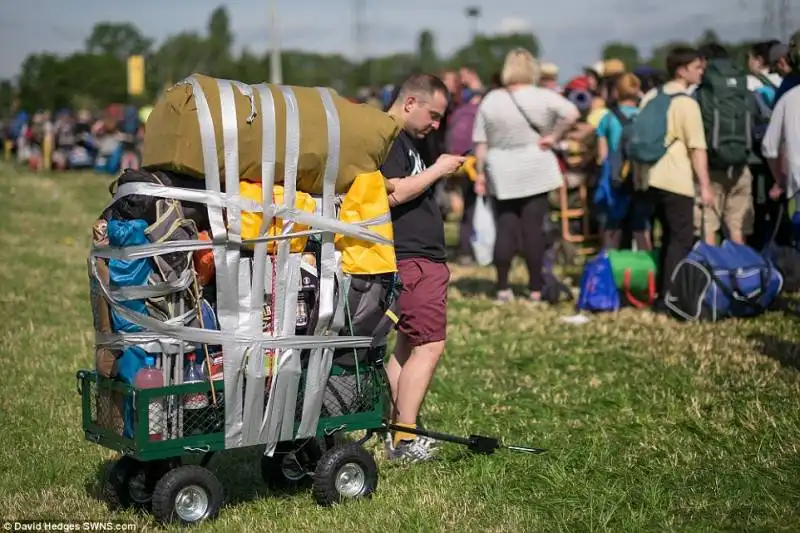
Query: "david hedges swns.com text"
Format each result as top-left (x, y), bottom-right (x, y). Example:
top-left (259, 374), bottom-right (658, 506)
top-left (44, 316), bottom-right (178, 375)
top-left (2, 522), bottom-right (137, 532)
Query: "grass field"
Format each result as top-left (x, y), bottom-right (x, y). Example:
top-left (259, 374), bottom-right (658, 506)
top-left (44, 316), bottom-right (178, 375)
top-left (1, 162), bottom-right (799, 532)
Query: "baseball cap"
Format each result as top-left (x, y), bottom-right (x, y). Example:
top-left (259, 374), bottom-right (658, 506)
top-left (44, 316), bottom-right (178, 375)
top-left (541, 62), bottom-right (559, 78)
top-left (565, 75), bottom-right (591, 92)
top-left (768, 42), bottom-right (789, 66)
top-left (603, 58), bottom-right (626, 76)
top-left (585, 61), bottom-right (605, 77)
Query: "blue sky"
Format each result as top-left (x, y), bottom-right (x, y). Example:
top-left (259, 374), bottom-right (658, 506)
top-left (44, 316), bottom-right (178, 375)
top-left (0, 0), bottom-right (789, 81)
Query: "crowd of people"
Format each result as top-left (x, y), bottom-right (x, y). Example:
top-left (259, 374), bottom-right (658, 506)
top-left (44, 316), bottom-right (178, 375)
top-left (367, 35), bottom-right (800, 308)
top-left (1, 103), bottom-right (151, 174)
top-left (377, 33), bottom-right (800, 462)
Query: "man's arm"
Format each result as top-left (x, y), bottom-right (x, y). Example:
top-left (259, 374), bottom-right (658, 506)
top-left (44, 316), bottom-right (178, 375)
top-left (762, 97), bottom-right (787, 189)
top-left (388, 166), bottom-right (445, 206)
top-left (387, 154), bottom-right (465, 206)
top-left (691, 148), bottom-right (710, 190)
top-left (680, 98), bottom-right (712, 202)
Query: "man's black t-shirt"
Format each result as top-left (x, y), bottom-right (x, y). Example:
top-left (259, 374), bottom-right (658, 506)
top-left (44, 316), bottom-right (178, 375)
top-left (381, 130), bottom-right (447, 263)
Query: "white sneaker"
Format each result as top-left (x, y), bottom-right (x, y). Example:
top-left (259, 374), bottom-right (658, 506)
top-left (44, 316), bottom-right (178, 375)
top-left (494, 289), bottom-right (515, 304)
top-left (385, 438), bottom-right (439, 463)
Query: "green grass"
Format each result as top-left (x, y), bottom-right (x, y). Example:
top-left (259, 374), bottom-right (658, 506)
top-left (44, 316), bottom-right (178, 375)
top-left (1, 162), bottom-right (799, 532)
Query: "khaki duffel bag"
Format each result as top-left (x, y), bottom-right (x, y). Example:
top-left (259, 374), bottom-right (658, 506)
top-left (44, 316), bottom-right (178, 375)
top-left (142, 74), bottom-right (400, 194)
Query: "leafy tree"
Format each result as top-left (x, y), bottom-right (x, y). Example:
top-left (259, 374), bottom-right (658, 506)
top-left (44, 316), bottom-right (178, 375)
top-left (85, 23), bottom-right (152, 60)
top-left (151, 32), bottom-right (210, 89)
top-left (206, 6), bottom-right (235, 78)
top-left (601, 42), bottom-right (641, 71)
top-left (449, 33), bottom-right (540, 83)
top-left (417, 30), bottom-right (439, 73)
top-left (0, 80), bottom-right (15, 118)
top-left (9, 14), bottom-right (766, 112)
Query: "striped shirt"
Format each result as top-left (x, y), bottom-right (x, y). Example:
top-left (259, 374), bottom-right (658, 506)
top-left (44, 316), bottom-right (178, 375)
top-left (472, 86), bottom-right (578, 200)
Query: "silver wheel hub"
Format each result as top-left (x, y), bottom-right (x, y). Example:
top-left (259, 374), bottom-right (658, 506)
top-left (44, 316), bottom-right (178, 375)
top-left (334, 463), bottom-right (365, 498)
top-left (174, 484), bottom-right (209, 522)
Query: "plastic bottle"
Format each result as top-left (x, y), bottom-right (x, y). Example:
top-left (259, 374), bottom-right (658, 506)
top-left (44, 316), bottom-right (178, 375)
top-left (133, 356), bottom-right (165, 441)
top-left (183, 352), bottom-right (209, 435)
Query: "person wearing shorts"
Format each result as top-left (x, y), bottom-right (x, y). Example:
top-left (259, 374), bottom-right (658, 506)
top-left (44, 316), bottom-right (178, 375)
top-left (695, 166), bottom-right (754, 244)
top-left (380, 73), bottom-right (465, 463)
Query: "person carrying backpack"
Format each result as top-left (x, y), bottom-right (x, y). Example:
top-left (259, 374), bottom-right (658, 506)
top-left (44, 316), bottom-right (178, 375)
top-left (694, 43), bottom-right (755, 245)
top-left (747, 40), bottom-right (793, 249)
top-left (595, 73), bottom-right (652, 250)
top-left (625, 46), bottom-right (714, 306)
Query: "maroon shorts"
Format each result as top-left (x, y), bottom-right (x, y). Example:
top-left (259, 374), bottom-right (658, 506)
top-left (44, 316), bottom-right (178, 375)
top-left (396, 258), bottom-right (450, 347)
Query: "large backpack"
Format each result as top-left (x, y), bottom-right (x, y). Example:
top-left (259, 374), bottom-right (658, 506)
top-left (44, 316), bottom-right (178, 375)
top-left (626, 88), bottom-right (688, 189)
top-left (695, 59), bottom-right (752, 169)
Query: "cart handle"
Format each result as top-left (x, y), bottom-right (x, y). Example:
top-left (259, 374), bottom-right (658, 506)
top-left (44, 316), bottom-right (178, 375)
top-left (76, 370), bottom-right (88, 396)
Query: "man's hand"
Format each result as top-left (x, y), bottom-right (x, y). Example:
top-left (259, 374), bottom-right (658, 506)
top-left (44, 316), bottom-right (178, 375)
top-left (700, 183), bottom-right (715, 207)
top-left (769, 183), bottom-right (784, 201)
top-left (474, 173), bottom-right (487, 196)
top-left (538, 135), bottom-right (556, 150)
top-left (433, 154), bottom-right (467, 176)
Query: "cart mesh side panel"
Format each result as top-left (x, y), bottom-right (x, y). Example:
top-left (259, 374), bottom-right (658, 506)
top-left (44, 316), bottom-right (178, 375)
top-left (92, 383), bottom-right (125, 436)
top-left (89, 377), bottom-right (228, 441)
top-left (321, 367), bottom-right (382, 418)
top-left (85, 364), bottom-right (383, 444)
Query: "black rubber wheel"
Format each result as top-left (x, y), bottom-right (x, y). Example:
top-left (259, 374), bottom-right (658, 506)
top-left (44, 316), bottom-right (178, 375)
top-left (151, 465), bottom-right (225, 525)
top-left (105, 456), bottom-right (173, 511)
top-left (312, 443), bottom-right (378, 506)
top-left (261, 439), bottom-right (322, 490)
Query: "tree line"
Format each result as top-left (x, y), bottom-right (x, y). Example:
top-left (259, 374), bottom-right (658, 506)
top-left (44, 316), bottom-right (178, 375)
top-left (0, 6), bottom-right (762, 116)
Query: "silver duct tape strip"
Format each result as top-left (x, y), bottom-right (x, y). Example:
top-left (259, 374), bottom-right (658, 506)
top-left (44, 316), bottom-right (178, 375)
top-left (110, 181), bottom-right (393, 227)
top-left (91, 216), bottom-right (391, 263)
top-left (332, 269), bottom-right (350, 332)
top-left (184, 76), bottom-right (228, 302)
top-left (105, 182), bottom-right (392, 246)
top-left (296, 87), bottom-right (342, 439)
top-left (96, 330), bottom-right (372, 350)
top-left (92, 259), bottom-right (372, 349)
top-left (261, 86), bottom-right (303, 454)
top-left (217, 79), bottom-right (246, 448)
top-left (242, 84), bottom-right (277, 447)
top-left (228, 80), bottom-right (258, 122)
top-left (278, 254), bottom-right (302, 443)
top-left (275, 87), bottom-right (301, 448)
top-left (108, 269), bottom-right (194, 301)
top-left (184, 75), bottom-right (233, 447)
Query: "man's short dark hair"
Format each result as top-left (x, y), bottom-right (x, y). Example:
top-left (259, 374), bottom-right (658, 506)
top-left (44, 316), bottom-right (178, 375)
top-left (396, 73), bottom-right (449, 103)
top-left (698, 42), bottom-right (729, 60)
top-left (666, 46), bottom-right (701, 78)
top-left (751, 39), bottom-right (781, 63)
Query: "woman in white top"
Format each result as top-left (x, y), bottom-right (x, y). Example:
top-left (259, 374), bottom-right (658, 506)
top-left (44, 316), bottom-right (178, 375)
top-left (473, 48), bottom-right (580, 303)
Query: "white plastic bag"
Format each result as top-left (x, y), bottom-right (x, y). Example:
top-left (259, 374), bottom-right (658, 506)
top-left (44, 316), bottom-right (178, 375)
top-left (470, 196), bottom-right (496, 267)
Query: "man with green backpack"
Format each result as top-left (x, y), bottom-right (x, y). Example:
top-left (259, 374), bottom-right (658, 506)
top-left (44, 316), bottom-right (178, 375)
top-left (694, 43), bottom-right (755, 245)
top-left (625, 46), bottom-right (714, 301)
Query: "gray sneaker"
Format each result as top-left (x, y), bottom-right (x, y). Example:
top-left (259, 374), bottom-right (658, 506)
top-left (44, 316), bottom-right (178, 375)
top-left (385, 438), bottom-right (439, 463)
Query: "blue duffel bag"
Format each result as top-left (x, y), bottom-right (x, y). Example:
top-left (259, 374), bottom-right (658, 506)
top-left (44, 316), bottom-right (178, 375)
top-left (664, 240), bottom-right (784, 322)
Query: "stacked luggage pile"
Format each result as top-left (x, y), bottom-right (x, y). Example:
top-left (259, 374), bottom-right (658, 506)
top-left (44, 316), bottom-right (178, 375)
top-left (77, 74), bottom-right (403, 524)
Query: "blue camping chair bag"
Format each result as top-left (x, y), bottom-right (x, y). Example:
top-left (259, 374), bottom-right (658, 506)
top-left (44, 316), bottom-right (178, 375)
top-left (664, 240), bottom-right (783, 322)
top-left (577, 251), bottom-right (621, 313)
